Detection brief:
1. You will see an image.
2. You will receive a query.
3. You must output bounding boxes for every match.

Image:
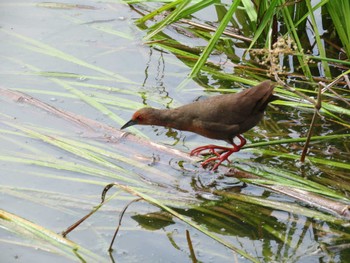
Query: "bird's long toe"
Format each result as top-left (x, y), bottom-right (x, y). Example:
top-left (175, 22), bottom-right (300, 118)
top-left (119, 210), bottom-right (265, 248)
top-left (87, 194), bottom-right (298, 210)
top-left (190, 145), bottom-right (234, 156)
top-left (201, 156), bottom-right (220, 168)
top-left (191, 143), bottom-right (245, 170)
top-left (200, 149), bottom-right (236, 170)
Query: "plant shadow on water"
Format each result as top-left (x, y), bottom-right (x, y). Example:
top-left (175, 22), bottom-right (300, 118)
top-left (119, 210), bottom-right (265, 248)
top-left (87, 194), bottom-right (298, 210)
top-left (1, 1), bottom-right (350, 263)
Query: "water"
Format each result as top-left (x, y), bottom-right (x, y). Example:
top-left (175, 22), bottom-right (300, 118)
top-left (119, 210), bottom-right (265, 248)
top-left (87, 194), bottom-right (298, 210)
top-left (1, 1), bottom-right (349, 262)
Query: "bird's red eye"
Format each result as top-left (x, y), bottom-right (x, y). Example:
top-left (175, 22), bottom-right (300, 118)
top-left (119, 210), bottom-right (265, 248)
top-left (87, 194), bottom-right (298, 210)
top-left (136, 115), bottom-right (143, 121)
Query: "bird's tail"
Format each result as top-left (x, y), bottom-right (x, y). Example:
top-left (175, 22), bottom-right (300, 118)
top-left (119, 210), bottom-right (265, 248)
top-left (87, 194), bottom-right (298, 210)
top-left (252, 81), bottom-right (275, 113)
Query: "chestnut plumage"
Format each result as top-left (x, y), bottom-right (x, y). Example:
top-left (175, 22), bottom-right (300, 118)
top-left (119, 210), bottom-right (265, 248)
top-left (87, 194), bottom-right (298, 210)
top-left (122, 81), bottom-right (275, 170)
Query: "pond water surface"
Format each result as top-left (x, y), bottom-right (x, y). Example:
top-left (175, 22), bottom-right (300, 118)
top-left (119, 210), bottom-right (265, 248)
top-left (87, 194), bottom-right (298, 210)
top-left (1, 1), bottom-right (349, 263)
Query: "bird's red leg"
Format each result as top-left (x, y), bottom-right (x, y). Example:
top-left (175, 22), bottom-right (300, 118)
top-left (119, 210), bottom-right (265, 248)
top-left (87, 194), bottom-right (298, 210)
top-left (190, 134), bottom-right (246, 170)
top-left (236, 134), bottom-right (246, 148)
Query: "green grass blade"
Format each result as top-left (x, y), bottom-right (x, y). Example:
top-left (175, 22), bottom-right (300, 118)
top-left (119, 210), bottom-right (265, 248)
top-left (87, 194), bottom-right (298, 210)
top-left (305, 0), bottom-right (331, 78)
top-left (144, 0), bottom-right (192, 40)
top-left (327, 0), bottom-right (350, 56)
top-left (135, 0), bottom-right (184, 24)
top-left (245, 0), bottom-right (279, 52)
top-left (0, 209), bottom-right (104, 262)
top-left (189, 0), bottom-right (241, 78)
top-left (1, 28), bottom-right (135, 83)
top-left (115, 183), bottom-right (260, 263)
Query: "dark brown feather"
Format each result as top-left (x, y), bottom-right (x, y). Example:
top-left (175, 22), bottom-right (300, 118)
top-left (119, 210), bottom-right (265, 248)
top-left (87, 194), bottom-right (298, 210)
top-left (122, 81), bottom-right (275, 144)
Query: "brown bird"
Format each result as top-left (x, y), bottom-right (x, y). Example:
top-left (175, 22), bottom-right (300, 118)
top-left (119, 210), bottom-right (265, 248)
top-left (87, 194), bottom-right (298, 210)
top-left (121, 81), bottom-right (276, 170)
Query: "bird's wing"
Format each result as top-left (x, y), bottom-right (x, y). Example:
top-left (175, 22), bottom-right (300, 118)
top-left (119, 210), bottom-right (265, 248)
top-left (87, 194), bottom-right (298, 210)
top-left (193, 94), bottom-right (251, 125)
top-left (191, 119), bottom-right (241, 140)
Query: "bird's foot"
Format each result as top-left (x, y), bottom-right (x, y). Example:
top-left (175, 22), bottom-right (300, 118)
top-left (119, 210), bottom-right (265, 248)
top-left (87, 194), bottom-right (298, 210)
top-left (236, 134), bottom-right (247, 148)
top-left (201, 150), bottom-right (236, 170)
top-left (190, 145), bottom-right (234, 157)
top-left (190, 144), bottom-right (241, 170)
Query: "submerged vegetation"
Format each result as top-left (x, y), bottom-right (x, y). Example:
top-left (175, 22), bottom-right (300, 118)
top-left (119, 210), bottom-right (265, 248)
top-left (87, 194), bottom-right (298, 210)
top-left (1, 0), bottom-right (350, 262)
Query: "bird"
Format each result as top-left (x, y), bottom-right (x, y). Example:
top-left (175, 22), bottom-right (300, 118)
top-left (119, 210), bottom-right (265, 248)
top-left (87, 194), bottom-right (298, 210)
top-left (121, 80), bottom-right (276, 170)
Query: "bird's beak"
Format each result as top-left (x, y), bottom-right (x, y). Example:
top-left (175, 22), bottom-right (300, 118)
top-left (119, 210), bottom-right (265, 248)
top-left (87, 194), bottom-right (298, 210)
top-left (121, 119), bottom-right (137, 130)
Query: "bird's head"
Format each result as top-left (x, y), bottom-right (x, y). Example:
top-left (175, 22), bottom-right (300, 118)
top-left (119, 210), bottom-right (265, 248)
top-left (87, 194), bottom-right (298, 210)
top-left (121, 108), bottom-right (158, 129)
